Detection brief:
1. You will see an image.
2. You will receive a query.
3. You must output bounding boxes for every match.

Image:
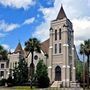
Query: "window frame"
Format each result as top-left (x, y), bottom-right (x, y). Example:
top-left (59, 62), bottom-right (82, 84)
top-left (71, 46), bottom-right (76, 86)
top-left (55, 44), bottom-right (57, 54)
top-left (55, 30), bottom-right (57, 40)
top-left (0, 71), bottom-right (4, 77)
top-left (59, 29), bottom-right (61, 40)
top-left (59, 43), bottom-right (61, 53)
top-left (1, 64), bottom-right (4, 68)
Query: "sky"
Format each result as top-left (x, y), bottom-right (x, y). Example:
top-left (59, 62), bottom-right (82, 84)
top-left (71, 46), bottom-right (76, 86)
top-left (0, 0), bottom-right (90, 60)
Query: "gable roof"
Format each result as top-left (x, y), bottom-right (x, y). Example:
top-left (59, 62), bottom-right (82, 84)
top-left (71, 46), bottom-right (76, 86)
top-left (56, 5), bottom-right (67, 20)
top-left (41, 39), bottom-right (49, 54)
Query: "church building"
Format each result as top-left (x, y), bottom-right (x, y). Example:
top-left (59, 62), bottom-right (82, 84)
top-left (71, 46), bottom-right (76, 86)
top-left (0, 5), bottom-right (79, 87)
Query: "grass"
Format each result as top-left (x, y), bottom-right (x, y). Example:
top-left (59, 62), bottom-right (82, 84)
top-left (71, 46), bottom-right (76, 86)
top-left (12, 86), bottom-right (37, 90)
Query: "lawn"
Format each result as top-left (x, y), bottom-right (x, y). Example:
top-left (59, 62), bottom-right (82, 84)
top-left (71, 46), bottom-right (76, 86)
top-left (13, 86), bottom-right (34, 90)
top-left (0, 86), bottom-right (86, 90)
top-left (0, 86), bottom-right (35, 90)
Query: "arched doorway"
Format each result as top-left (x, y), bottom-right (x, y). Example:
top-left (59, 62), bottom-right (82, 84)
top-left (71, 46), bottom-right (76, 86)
top-left (55, 66), bottom-right (61, 81)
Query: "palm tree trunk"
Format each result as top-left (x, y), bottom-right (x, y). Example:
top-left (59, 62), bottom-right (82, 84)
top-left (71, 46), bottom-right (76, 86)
top-left (31, 51), bottom-right (34, 64)
top-left (87, 55), bottom-right (89, 88)
top-left (30, 51), bottom-right (34, 89)
top-left (83, 54), bottom-right (85, 90)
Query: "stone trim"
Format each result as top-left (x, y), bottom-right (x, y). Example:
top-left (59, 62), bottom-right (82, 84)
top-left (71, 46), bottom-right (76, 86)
top-left (73, 67), bottom-right (76, 69)
top-left (49, 46), bottom-right (53, 48)
top-left (72, 47), bottom-right (74, 50)
top-left (48, 66), bottom-right (52, 69)
top-left (63, 44), bottom-right (69, 47)
top-left (67, 65), bottom-right (70, 68)
top-left (62, 65), bottom-right (66, 68)
top-left (67, 79), bottom-right (69, 81)
top-left (62, 65), bottom-right (70, 68)
top-left (62, 79), bottom-right (65, 81)
top-left (62, 79), bottom-right (69, 81)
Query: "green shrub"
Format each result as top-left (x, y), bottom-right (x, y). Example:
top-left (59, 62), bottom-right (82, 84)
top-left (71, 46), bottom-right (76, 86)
top-left (0, 79), bottom-right (6, 86)
top-left (7, 75), bottom-right (14, 86)
top-left (36, 60), bottom-right (50, 88)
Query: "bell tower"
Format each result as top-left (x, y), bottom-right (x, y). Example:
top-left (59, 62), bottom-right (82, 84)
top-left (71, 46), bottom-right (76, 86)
top-left (48, 5), bottom-right (76, 87)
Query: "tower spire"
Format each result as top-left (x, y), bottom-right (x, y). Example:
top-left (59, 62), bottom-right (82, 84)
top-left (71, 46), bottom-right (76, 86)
top-left (56, 4), bottom-right (67, 20)
top-left (14, 42), bottom-right (23, 53)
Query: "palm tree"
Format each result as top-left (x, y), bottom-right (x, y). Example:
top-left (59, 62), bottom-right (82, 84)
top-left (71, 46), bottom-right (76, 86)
top-left (25, 38), bottom-right (41, 88)
top-left (0, 45), bottom-right (8, 60)
top-left (80, 39), bottom-right (90, 88)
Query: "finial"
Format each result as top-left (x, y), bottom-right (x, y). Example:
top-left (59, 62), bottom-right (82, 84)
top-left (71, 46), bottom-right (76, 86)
top-left (18, 39), bottom-right (21, 43)
top-left (61, 3), bottom-right (63, 7)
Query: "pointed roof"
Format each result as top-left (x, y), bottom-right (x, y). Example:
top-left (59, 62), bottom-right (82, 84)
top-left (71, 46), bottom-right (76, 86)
top-left (41, 39), bottom-right (49, 54)
top-left (56, 5), bottom-right (67, 20)
top-left (14, 42), bottom-right (23, 53)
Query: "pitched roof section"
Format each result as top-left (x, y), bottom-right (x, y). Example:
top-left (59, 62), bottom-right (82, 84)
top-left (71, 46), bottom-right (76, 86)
top-left (56, 5), bottom-right (67, 20)
top-left (41, 39), bottom-right (49, 54)
top-left (14, 42), bottom-right (23, 53)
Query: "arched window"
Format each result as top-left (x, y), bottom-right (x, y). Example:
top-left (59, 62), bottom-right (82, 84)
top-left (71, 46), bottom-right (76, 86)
top-left (55, 30), bottom-right (57, 40)
top-left (59, 29), bottom-right (61, 40)
top-left (55, 66), bottom-right (61, 81)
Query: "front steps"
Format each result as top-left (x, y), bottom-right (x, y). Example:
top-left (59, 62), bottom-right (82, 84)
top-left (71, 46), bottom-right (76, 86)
top-left (51, 81), bottom-right (80, 88)
top-left (70, 82), bottom-right (80, 87)
top-left (51, 81), bottom-right (62, 87)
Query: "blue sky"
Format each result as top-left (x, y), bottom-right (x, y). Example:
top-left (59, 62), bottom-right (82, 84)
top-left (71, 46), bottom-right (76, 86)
top-left (0, 0), bottom-right (90, 59)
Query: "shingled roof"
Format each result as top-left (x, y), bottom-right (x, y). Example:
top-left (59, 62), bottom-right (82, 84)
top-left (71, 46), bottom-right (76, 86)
top-left (14, 42), bottom-right (23, 53)
top-left (41, 39), bottom-right (49, 54)
top-left (56, 5), bottom-right (67, 20)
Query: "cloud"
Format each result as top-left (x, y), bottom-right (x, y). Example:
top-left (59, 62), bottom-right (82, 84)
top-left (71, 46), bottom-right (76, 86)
top-left (33, 0), bottom-right (79, 42)
top-left (23, 17), bottom-right (35, 25)
top-left (33, 0), bottom-right (90, 61)
top-left (2, 44), bottom-right (10, 50)
top-left (0, 0), bottom-right (35, 10)
top-left (0, 20), bottom-right (20, 32)
top-left (34, 0), bottom-right (90, 42)
top-left (1, 44), bottom-right (15, 52)
top-left (39, 0), bottom-right (83, 22)
top-left (72, 17), bottom-right (90, 42)
top-left (32, 22), bottom-right (50, 42)
top-left (0, 33), bottom-right (5, 38)
top-left (87, 0), bottom-right (90, 7)
top-left (0, 17), bottom-right (35, 33)
top-left (10, 48), bottom-right (15, 52)
top-left (72, 17), bottom-right (90, 55)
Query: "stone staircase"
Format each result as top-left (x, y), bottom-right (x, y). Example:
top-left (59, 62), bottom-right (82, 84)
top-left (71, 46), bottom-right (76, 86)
top-left (51, 81), bottom-right (62, 87)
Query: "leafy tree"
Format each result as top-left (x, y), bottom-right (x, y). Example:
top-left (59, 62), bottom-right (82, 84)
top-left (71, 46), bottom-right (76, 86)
top-left (80, 39), bottom-right (90, 88)
top-left (13, 58), bottom-right (28, 85)
top-left (36, 60), bottom-right (50, 88)
top-left (25, 38), bottom-right (41, 88)
top-left (76, 60), bottom-right (83, 82)
top-left (0, 45), bottom-right (8, 60)
top-left (0, 79), bottom-right (6, 86)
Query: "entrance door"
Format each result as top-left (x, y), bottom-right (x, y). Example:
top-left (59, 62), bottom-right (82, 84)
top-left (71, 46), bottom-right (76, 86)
top-left (55, 66), bottom-right (61, 81)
